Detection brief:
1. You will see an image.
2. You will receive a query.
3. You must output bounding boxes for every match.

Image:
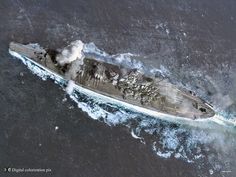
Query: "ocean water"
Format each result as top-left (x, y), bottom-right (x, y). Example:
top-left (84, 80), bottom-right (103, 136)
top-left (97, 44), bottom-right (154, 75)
top-left (2, 0), bottom-right (236, 176)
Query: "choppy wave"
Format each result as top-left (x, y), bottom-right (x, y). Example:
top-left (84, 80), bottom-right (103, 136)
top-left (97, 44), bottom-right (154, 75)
top-left (9, 42), bottom-right (236, 176)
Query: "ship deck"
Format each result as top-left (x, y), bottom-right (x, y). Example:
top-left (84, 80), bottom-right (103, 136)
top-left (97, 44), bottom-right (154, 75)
top-left (9, 42), bottom-right (215, 119)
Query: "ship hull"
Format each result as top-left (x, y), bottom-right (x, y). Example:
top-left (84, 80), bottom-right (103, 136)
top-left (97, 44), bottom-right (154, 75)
top-left (9, 49), bottom-right (214, 127)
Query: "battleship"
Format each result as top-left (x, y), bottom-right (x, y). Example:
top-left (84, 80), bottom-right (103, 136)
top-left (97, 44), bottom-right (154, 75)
top-left (9, 41), bottom-right (215, 123)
